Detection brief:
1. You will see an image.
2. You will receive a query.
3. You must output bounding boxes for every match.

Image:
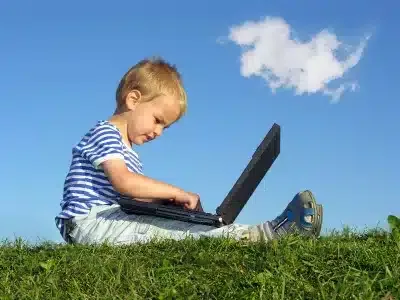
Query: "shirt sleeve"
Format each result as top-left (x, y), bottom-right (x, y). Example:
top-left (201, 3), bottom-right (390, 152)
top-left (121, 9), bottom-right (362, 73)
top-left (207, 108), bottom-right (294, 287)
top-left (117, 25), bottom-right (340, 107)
top-left (78, 124), bottom-right (125, 169)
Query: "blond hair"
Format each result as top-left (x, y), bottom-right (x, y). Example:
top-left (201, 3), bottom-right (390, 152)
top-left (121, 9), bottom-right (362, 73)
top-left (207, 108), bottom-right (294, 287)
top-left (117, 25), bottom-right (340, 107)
top-left (115, 57), bottom-right (187, 119)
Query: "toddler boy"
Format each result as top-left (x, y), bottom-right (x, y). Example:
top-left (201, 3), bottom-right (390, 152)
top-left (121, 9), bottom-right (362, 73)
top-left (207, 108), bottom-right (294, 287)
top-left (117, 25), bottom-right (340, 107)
top-left (55, 57), bottom-right (323, 245)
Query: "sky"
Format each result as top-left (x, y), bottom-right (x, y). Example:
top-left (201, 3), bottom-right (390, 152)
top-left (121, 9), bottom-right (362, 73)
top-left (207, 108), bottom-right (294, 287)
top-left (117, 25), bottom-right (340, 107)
top-left (0, 0), bottom-right (399, 244)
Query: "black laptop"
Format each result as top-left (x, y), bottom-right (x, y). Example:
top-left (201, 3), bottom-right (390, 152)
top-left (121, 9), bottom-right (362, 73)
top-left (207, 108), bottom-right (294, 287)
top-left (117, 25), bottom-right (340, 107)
top-left (118, 123), bottom-right (281, 228)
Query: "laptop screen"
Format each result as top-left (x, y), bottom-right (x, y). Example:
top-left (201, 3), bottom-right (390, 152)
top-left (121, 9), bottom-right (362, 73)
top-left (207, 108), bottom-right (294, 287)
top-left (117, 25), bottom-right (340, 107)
top-left (216, 123), bottom-right (281, 224)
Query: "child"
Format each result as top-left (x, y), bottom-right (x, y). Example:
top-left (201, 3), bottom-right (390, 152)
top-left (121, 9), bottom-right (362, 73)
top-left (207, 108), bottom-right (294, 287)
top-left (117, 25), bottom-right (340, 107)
top-left (55, 57), bottom-right (323, 245)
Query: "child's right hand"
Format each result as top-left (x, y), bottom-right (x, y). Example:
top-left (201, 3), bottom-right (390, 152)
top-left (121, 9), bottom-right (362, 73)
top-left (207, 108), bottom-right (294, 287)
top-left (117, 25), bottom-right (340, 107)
top-left (174, 190), bottom-right (200, 210)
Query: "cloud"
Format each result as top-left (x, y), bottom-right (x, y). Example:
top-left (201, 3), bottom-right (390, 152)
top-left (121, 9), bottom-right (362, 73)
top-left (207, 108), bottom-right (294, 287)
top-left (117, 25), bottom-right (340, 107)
top-left (222, 16), bottom-right (370, 102)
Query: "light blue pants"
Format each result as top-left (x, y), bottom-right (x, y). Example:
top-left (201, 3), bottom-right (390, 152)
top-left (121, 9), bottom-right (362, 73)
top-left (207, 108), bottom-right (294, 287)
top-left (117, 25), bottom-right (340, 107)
top-left (66, 204), bottom-right (254, 245)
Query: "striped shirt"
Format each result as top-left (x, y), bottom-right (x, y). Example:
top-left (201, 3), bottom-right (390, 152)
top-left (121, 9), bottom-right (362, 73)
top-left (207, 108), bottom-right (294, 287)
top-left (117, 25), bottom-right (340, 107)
top-left (55, 120), bottom-right (143, 241)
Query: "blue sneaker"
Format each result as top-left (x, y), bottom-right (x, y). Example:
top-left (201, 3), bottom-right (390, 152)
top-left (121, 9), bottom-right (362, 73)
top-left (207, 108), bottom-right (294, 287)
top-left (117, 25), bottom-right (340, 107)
top-left (244, 190), bottom-right (323, 242)
top-left (271, 190), bottom-right (323, 238)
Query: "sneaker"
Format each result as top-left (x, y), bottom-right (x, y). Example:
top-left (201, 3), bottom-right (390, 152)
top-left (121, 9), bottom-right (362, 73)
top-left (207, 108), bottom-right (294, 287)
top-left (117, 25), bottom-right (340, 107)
top-left (244, 190), bottom-right (323, 242)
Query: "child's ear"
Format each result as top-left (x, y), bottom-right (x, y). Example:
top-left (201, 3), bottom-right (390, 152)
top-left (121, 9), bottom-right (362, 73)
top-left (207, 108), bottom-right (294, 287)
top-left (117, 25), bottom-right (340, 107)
top-left (125, 90), bottom-right (142, 110)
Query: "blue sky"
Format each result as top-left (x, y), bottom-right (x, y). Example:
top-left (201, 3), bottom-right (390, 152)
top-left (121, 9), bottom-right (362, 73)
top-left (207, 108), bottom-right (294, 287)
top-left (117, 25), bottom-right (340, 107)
top-left (0, 0), bottom-right (398, 243)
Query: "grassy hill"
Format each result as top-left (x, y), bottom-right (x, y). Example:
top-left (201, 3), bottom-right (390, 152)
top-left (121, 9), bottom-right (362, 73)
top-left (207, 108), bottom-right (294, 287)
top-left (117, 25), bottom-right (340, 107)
top-left (1, 220), bottom-right (399, 299)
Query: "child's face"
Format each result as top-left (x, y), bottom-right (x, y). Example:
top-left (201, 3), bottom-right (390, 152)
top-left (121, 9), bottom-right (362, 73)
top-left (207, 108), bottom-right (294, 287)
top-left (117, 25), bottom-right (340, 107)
top-left (126, 93), bottom-right (181, 146)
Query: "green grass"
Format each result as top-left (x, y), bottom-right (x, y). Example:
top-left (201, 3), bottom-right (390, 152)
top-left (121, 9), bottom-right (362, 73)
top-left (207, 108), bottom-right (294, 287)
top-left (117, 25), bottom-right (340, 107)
top-left (1, 227), bottom-right (399, 300)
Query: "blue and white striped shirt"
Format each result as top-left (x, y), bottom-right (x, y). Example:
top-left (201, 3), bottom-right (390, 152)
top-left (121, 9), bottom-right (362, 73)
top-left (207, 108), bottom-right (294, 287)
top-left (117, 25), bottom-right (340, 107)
top-left (55, 120), bottom-right (143, 241)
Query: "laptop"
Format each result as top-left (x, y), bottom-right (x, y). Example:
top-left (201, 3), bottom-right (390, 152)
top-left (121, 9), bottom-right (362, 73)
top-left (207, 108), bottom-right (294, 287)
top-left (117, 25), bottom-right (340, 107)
top-left (118, 123), bottom-right (281, 228)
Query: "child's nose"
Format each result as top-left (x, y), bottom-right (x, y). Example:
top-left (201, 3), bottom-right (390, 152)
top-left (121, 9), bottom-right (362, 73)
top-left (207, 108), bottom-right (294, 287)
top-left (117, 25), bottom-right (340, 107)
top-left (154, 126), bottom-right (163, 136)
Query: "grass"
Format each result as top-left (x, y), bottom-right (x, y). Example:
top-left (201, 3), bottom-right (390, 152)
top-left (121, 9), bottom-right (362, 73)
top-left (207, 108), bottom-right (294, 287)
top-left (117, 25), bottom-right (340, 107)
top-left (0, 226), bottom-right (399, 300)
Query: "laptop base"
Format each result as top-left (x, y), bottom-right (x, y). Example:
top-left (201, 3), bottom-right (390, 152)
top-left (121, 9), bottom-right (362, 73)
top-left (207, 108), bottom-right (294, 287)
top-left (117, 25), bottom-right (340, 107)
top-left (118, 198), bottom-right (225, 227)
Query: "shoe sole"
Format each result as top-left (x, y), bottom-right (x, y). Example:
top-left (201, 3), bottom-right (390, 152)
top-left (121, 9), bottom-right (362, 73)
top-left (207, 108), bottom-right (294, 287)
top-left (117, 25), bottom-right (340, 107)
top-left (314, 204), bottom-right (323, 237)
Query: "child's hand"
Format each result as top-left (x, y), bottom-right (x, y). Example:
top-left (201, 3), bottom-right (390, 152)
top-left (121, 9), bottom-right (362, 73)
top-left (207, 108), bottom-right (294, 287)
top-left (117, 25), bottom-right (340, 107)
top-left (174, 190), bottom-right (200, 210)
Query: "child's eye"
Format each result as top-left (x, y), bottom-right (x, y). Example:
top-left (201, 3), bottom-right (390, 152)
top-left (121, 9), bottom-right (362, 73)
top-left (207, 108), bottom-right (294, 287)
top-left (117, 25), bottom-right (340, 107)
top-left (155, 117), bottom-right (161, 124)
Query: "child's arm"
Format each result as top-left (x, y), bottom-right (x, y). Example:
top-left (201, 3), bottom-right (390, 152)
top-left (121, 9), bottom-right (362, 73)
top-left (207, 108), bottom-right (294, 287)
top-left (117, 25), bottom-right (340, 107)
top-left (102, 159), bottom-right (181, 199)
top-left (101, 159), bottom-right (199, 209)
top-left (78, 123), bottom-right (199, 209)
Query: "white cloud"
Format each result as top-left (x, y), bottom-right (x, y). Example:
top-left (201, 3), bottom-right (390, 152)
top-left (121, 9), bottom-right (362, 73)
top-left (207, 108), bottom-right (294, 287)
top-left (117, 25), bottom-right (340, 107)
top-left (222, 16), bottom-right (370, 102)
